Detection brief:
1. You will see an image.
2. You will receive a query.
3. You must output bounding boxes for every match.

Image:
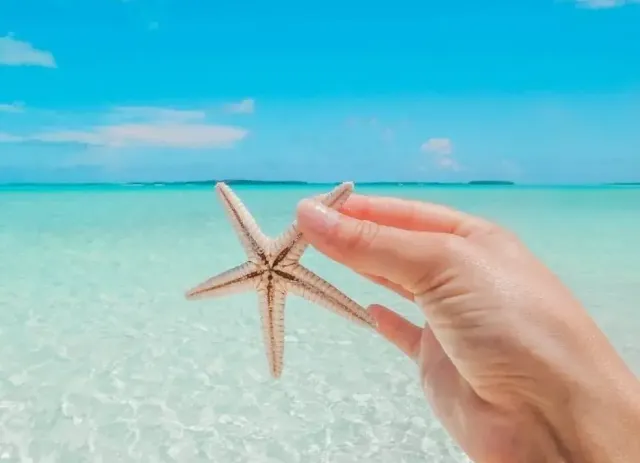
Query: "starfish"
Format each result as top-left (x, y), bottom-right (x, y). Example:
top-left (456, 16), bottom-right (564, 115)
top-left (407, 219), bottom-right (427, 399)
top-left (184, 181), bottom-right (376, 378)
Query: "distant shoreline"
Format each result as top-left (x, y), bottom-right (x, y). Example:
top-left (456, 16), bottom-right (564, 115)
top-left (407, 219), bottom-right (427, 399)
top-left (0, 179), bottom-right (518, 187)
top-left (1, 180), bottom-right (639, 188)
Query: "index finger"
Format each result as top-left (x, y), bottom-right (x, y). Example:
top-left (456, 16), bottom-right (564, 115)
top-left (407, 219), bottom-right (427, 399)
top-left (339, 193), bottom-right (495, 237)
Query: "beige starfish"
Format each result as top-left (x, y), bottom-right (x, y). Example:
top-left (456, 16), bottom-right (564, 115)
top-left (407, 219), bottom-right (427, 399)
top-left (185, 181), bottom-right (376, 378)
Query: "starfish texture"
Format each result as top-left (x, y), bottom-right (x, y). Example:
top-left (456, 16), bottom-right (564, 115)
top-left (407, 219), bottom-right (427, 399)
top-left (185, 181), bottom-right (376, 378)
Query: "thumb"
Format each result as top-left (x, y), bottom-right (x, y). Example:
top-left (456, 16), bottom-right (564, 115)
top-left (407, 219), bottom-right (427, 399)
top-left (296, 198), bottom-right (453, 293)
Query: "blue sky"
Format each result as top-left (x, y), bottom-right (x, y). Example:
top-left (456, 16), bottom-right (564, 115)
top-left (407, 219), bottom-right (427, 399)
top-left (1, 0), bottom-right (639, 183)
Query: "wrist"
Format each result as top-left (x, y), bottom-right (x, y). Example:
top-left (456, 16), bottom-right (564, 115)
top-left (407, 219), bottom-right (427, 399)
top-left (542, 361), bottom-right (640, 463)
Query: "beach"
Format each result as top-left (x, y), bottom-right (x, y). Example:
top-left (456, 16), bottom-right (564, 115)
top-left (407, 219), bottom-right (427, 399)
top-left (1, 184), bottom-right (638, 462)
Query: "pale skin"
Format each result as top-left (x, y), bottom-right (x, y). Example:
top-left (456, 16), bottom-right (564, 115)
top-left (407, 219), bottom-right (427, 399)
top-left (296, 193), bottom-right (640, 463)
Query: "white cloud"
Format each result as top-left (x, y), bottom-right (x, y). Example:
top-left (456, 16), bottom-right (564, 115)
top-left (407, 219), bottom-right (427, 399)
top-left (28, 123), bottom-right (247, 148)
top-left (436, 157), bottom-right (461, 171)
top-left (0, 104), bottom-right (249, 148)
top-left (0, 132), bottom-right (25, 142)
top-left (111, 106), bottom-right (206, 123)
top-left (0, 102), bottom-right (25, 113)
top-left (575, 0), bottom-right (639, 8)
top-left (421, 138), bottom-right (453, 156)
top-left (0, 36), bottom-right (56, 68)
top-left (225, 98), bottom-right (255, 114)
top-left (421, 137), bottom-right (460, 171)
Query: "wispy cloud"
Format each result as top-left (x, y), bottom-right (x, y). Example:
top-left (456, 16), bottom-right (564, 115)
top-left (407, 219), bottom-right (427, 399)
top-left (421, 137), bottom-right (460, 171)
top-left (0, 102), bottom-right (25, 113)
top-left (0, 36), bottom-right (56, 68)
top-left (575, 0), bottom-right (639, 8)
top-left (110, 106), bottom-right (207, 123)
top-left (0, 132), bottom-right (24, 142)
top-left (32, 124), bottom-right (247, 148)
top-left (435, 157), bottom-right (460, 170)
top-left (0, 105), bottom-right (248, 148)
top-left (225, 98), bottom-right (255, 114)
top-left (421, 138), bottom-right (453, 156)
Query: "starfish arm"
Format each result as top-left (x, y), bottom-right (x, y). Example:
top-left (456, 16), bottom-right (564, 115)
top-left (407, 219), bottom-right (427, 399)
top-left (278, 264), bottom-right (376, 329)
top-left (271, 181), bottom-right (354, 267)
top-left (215, 182), bottom-right (270, 265)
top-left (184, 262), bottom-right (261, 300)
top-left (257, 278), bottom-right (287, 378)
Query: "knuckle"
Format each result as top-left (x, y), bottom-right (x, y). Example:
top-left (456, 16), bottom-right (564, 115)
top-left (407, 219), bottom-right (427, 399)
top-left (433, 232), bottom-right (468, 260)
top-left (410, 233), bottom-right (468, 297)
top-left (477, 219), bottom-right (518, 241)
top-left (343, 219), bottom-right (380, 253)
top-left (484, 221), bottom-right (509, 237)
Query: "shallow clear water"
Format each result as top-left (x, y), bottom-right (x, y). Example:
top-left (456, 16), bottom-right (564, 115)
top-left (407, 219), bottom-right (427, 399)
top-left (1, 184), bottom-right (638, 462)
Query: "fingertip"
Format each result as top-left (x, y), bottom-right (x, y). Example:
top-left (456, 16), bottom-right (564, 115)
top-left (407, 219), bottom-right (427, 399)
top-left (295, 197), bottom-right (313, 219)
top-left (295, 198), bottom-right (320, 231)
top-left (368, 305), bottom-right (395, 342)
top-left (296, 198), bottom-right (340, 238)
top-left (367, 303), bottom-right (422, 360)
top-left (367, 303), bottom-right (387, 323)
top-left (368, 303), bottom-right (404, 329)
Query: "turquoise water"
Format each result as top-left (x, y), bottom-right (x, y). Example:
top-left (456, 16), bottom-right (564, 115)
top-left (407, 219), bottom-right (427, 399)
top-left (1, 184), bottom-right (639, 462)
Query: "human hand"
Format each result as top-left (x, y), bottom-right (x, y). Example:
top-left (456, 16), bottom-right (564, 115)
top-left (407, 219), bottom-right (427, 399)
top-left (296, 193), bottom-right (640, 463)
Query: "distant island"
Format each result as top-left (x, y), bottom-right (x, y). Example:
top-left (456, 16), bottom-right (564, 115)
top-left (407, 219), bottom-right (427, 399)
top-left (2, 180), bottom-right (518, 187)
top-left (467, 180), bottom-right (515, 185)
top-left (3, 180), bottom-right (640, 188)
top-left (172, 179), bottom-right (310, 186)
top-left (212, 180), bottom-right (516, 186)
top-left (121, 179), bottom-right (516, 187)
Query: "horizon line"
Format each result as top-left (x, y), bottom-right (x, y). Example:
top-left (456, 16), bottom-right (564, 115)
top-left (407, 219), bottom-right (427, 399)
top-left (1, 179), bottom-right (639, 188)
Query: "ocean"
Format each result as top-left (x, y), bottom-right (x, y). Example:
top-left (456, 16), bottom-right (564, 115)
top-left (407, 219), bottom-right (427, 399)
top-left (1, 184), bottom-right (638, 462)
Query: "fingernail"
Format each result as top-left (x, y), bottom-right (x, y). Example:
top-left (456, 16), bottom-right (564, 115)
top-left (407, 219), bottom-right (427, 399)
top-left (367, 304), bottom-right (383, 329)
top-left (298, 199), bottom-right (340, 235)
top-left (367, 304), bottom-right (383, 318)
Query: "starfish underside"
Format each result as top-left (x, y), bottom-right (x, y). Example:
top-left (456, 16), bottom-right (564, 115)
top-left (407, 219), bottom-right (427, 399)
top-left (185, 181), bottom-right (376, 378)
